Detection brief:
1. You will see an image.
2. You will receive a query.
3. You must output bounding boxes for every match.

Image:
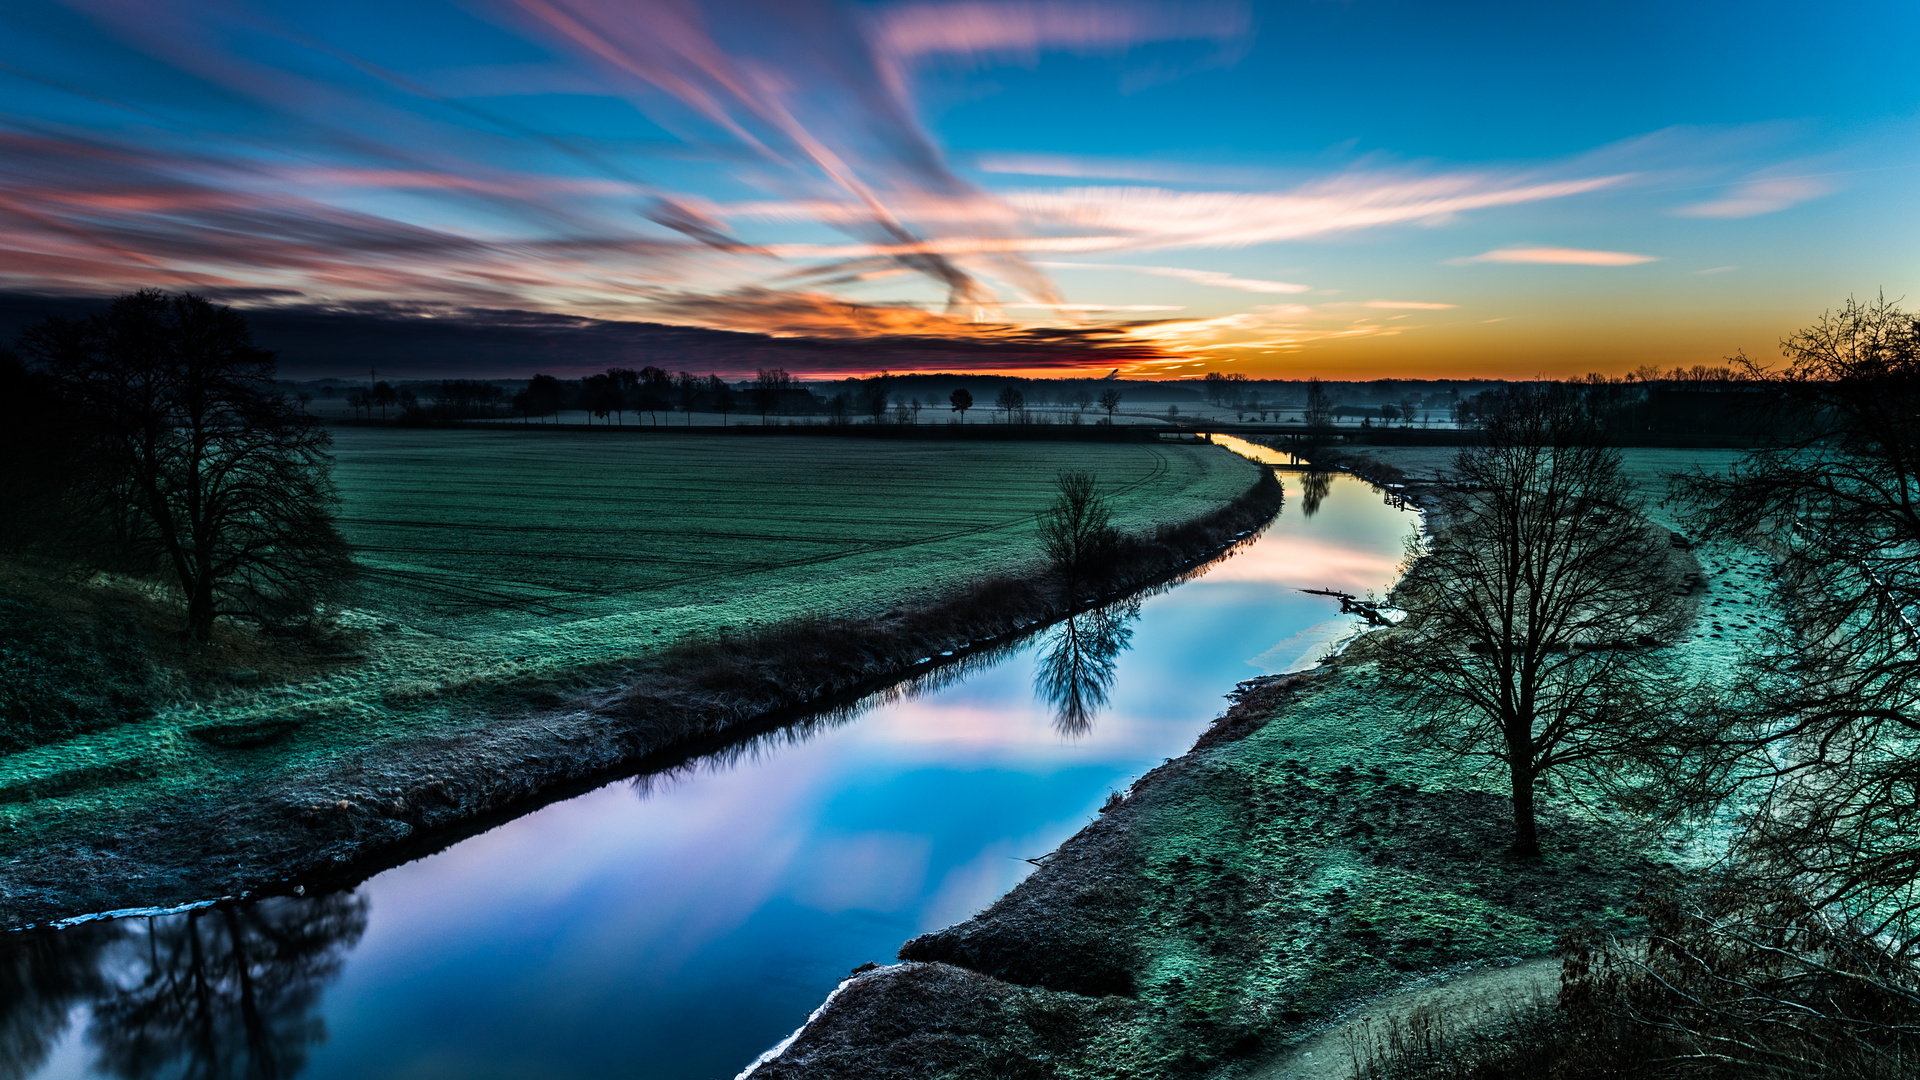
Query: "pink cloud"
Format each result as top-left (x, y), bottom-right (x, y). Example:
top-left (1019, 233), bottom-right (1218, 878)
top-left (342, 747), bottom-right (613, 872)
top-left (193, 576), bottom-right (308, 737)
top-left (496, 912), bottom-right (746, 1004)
top-left (1451, 246), bottom-right (1659, 266)
top-left (1675, 176), bottom-right (1830, 218)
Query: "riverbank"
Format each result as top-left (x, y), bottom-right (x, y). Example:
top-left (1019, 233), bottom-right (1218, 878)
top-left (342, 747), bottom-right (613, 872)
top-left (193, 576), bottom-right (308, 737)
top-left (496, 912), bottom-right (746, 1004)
top-left (0, 468), bottom-right (1283, 928)
top-left (746, 655), bottom-right (1675, 1080)
top-left (748, 453), bottom-right (1756, 1080)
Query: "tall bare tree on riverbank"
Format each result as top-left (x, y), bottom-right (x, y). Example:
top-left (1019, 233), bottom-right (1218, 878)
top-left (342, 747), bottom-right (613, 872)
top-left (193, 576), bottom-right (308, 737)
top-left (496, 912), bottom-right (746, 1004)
top-left (1378, 386), bottom-right (1689, 856)
top-left (19, 290), bottom-right (352, 642)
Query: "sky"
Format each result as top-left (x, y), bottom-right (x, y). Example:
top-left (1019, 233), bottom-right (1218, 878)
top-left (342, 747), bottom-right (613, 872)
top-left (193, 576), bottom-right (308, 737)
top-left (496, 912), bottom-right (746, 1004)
top-left (2, 0), bottom-right (1917, 379)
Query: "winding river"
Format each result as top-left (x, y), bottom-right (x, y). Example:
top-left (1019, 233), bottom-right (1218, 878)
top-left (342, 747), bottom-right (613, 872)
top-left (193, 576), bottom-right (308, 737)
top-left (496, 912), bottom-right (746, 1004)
top-left (7, 447), bottom-right (1418, 1080)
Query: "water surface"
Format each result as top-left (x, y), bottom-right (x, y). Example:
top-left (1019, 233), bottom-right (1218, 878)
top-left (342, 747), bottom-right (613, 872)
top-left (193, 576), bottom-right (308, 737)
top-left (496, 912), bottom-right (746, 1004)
top-left (9, 463), bottom-right (1416, 1080)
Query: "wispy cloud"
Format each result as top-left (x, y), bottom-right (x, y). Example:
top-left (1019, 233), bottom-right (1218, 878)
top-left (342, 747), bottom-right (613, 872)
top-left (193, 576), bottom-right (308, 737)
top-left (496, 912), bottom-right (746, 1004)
top-left (1038, 261), bottom-right (1310, 293)
top-left (1676, 176), bottom-right (1831, 218)
top-left (1364, 300), bottom-right (1455, 309)
top-left (1450, 246), bottom-right (1660, 266)
top-left (1006, 173), bottom-right (1631, 249)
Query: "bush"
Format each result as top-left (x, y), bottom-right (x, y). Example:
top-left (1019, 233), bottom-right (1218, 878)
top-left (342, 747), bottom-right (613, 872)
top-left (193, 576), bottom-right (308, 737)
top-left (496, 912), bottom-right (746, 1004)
top-left (0, 597), bottom-right (155, 753)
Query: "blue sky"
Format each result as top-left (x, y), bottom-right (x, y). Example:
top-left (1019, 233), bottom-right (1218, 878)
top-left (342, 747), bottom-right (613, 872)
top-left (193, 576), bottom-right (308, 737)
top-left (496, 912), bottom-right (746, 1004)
top-left (3, 0), bottom-right (1916, 377)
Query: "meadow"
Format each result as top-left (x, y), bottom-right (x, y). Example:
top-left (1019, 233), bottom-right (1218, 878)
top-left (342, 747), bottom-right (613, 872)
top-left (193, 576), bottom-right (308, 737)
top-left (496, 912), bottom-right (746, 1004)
top-left (0, 430), bottom-right (1259, 846)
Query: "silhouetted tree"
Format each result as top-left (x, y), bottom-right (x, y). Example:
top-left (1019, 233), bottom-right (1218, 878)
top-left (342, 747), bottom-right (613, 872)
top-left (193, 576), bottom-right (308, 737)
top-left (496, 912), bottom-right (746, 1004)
top-left (1096, 388), bottom-right (1123, 422)
top-left (995, 385), bottom-right (1024, 421)
top-left (580, 372), bottom-right (620, 425)
top-left (708, 374), bottom-right (736, 425)
top-left (674, 371), bottom-right (698, 425)
top-left (949, 387), bottom-right (973, 423)
top-left (370, 380), bottom-right (396, 420)
top-left (1304, 378), bottom-right (1333, 445)
top-left (751, 367), bottom-right (791, 423)
top-left (1039, 471), bottom-right (1121, 605)
top-left (1376, 386), bottom-right (1689, 855)
top-left (19, 290), bottom-right (353, 642)
top-left (512, 373), bottom-right (564, 423)
top-left (608, 367), bottom-right (639, 424)
top-left (861, 372), bottom-right (893, 422)
top-left (639, 366), bottom-right (672, 425)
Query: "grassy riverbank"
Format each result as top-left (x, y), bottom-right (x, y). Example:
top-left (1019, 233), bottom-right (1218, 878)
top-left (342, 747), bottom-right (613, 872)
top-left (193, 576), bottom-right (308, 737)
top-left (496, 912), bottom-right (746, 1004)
top-left (752, 448), bottom-right (1777, 1080)
top-left (0, 432), bottom-right (1266, 925)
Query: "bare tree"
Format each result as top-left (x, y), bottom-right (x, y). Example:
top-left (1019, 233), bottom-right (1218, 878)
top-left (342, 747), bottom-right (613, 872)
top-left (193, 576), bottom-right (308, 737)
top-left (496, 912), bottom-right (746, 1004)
top-left (674, 370), bottom-right (698, 425)
top-left (1096, 388), bottom-right (1123, 422)
top-left (862, 372), bottom-right (893, 422)
top-left (751, 367), bottom-right (791, 424)
top-left (708, 374), bottom-right (736, 425)
top-left (949, 386), bottom-right (973, 423)
top-left (995, 384), bottom-right (1025, 421)
top-left (1039, 471), bottom-right (1120, 605)
top-left (1377, 386), bottom-right (1689, 855)
top-left (1304, 377), bottom-right (1333, 444)
top-left (639, 366), bottom-right (672, 425)
top-left (20, 290), bottom-right (353, 642)
top-left (1670, 295), bottom-right (1920, 952)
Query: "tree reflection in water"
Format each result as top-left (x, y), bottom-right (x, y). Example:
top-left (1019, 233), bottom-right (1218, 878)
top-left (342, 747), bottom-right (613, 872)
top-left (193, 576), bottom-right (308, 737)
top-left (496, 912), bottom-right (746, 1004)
top-left (0, 893), bottom-right (366, 1080)
top-left (1299, 471), bottom-right (1332, 518)
top-left (1034, 600), bottom-right (1139, 736)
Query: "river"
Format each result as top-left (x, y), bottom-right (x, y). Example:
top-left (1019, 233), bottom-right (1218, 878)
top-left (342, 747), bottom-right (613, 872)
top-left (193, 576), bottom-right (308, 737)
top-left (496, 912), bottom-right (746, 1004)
top-left (6, 448), bottom-right (1418, 1080)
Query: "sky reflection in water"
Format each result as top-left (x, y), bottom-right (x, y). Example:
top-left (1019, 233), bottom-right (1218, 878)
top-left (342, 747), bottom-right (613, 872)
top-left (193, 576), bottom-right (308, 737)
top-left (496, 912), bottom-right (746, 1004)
top-left (11, 467), bottom-right (1416, 1080)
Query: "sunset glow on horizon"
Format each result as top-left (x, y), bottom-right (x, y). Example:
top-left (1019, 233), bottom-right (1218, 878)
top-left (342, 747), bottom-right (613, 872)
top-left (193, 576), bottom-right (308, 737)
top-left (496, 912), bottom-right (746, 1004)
top-left (3, 0), bottom-right (1916, 379)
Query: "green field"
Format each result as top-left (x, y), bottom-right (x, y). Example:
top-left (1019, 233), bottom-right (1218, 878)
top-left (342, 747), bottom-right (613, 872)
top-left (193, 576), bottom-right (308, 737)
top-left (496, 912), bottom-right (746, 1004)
top-left (0, 430), bottom-right (1259, 821)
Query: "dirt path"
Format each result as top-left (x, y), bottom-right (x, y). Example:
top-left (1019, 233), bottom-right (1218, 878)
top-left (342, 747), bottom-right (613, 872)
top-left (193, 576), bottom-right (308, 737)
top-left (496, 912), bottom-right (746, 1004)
top-left (1254, 957), bottom-right (1559, 1080)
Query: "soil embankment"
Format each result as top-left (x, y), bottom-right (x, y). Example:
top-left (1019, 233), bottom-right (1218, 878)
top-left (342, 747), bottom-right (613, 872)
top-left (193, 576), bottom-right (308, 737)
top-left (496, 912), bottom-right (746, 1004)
top-left (0, 471), bottom-right (1283, 928)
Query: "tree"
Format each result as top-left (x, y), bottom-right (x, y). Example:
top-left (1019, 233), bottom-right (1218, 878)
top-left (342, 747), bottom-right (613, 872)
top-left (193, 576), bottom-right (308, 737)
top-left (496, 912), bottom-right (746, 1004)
top-left (995, 384), bottom-right (1025, 421)
top-left (371, 380), bottom-right (397, 420)
top-left (580, 372), bottom-right (619, 424)
top-left (861, 372), bottom-right (893, 422)
top-left (639, 366), bottom-right (672, 425)
top-left (1377, 385), bottom-right (1689, 856)
top-left (751, 367), bottom-right (791, 423)
top-left (1096, 388), bottom-right (1123, 422)
top-left (1073, 386), bottom-right (1094, 412)
top-left (1670, 296), bottom-right (1920, 950)
top-left (674, 370), bottom-right (698, 425)
top-left (608, 367), bottom-right (639, 424)
top-left (950, 387), bottom-right (973, 423)
top-left (708, 374), bottom-right (736, 425)
top-left (20, 290), bottom-right (353, 642)
top-left (1303, 378), bottom-right (1333, 444)
top-left (1039, 471), bottom-right (1121, 605)
top-left (513, 373), bottom-right (564, 423)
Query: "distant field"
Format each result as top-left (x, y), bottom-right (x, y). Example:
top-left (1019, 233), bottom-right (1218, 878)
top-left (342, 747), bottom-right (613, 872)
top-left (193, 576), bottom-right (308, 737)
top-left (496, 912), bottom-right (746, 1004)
top-left (0, 430), bottom-right (1260, 817)
top-left (330, 428), bottom-right (1256, 642)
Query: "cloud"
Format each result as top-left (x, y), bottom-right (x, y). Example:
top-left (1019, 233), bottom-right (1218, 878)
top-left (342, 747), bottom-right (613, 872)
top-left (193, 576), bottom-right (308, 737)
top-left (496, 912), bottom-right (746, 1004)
top-left (1364, 300), bottom-right (1455, 309)
top-left (1004, 172), bottom-right (1631, 250)
top-left (1450, 246), bottom-right (1659, 266)
top-left (1038, 261), bottom-right (1310, 293)
top-left (1676, 176), bottom-right (1830, 218)
top-left (1693, 265), bottom-right (1739, 275)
